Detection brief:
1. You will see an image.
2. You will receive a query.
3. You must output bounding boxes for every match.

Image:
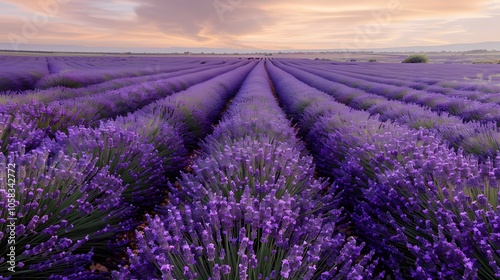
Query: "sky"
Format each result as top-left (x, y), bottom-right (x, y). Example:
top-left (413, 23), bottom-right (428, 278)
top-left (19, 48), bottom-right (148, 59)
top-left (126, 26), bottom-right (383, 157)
top-left (0, 0), bottom-right (500, 52)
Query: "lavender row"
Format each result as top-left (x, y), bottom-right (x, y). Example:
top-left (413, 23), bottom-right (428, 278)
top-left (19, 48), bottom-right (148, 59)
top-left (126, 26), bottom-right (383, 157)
top-left (113, 62), bottom-right (381, 280)
top-left (0, 59), bottom-right (238, 105)
top-left (68, 60), bottom-right (258, 209)
top-left (273, 60), bottom-right (500, 160)
top-left (129, 61), bottom-right (257, 148)
top-left (36, 57), bottom-right (226, 90)
top-left (266, 61), bottom-right (394, 194)
top-left (267, 61), bottom-right (500, 278)
top-left (44, 60), bottom-right (256, 208)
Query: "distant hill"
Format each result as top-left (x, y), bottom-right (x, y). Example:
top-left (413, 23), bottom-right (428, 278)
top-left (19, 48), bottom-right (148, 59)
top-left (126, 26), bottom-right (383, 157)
top-left (0, 41), bottom-right (499, 54)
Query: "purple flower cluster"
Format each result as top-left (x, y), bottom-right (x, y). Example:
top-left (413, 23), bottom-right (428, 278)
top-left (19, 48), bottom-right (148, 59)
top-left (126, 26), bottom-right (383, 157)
top-left (45, 121), bottom-right (166, 209)
top-left (114, 62), bottom-right (381, 279)
top-left (0, 100), bottom-right (86, 136)
top-left (0, 112), bottom-right (47, 154)
top-left (116, 190), bottom-right (378, 280)
top-left (113, 114), bottom-right (187, 177)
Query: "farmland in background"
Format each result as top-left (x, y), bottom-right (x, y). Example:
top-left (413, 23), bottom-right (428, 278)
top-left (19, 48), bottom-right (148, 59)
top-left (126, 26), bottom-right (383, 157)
top-left (1, 54), bottom-right (500, 279)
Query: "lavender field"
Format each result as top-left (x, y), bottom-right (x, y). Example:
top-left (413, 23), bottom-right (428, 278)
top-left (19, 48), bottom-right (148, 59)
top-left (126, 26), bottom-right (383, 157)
top-left (1, 55), bottom-right (500, 279)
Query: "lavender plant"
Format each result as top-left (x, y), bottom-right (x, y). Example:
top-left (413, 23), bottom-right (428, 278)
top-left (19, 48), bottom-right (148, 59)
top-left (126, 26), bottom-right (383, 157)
top-left (47, 122), bottom-right (166, 209)
top-left (0, 113), bottom-right (47, 155)
top-left (0, 146), bottom-right (133, 279)
top-left (136, 62), bottom-right (257, 148)
top-left (113, 114), bottom-right (187, 176)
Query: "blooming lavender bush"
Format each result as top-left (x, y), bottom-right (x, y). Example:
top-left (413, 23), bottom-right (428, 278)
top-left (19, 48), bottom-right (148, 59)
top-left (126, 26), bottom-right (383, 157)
top-left (0, 147), bottom-right (133, 279)
top-left (0, 113), bottom-right (47, 155)
top-left (47, 122), bottom-right (166, 209)
top-left (113, 114), bottom-right (187, 176)
top-left (176, 134), bottom-right (320, 203)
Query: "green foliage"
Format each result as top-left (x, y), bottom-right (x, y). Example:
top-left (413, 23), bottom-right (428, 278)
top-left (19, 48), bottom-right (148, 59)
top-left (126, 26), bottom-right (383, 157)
top-left (402, 54), bottom-right (429, 63)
